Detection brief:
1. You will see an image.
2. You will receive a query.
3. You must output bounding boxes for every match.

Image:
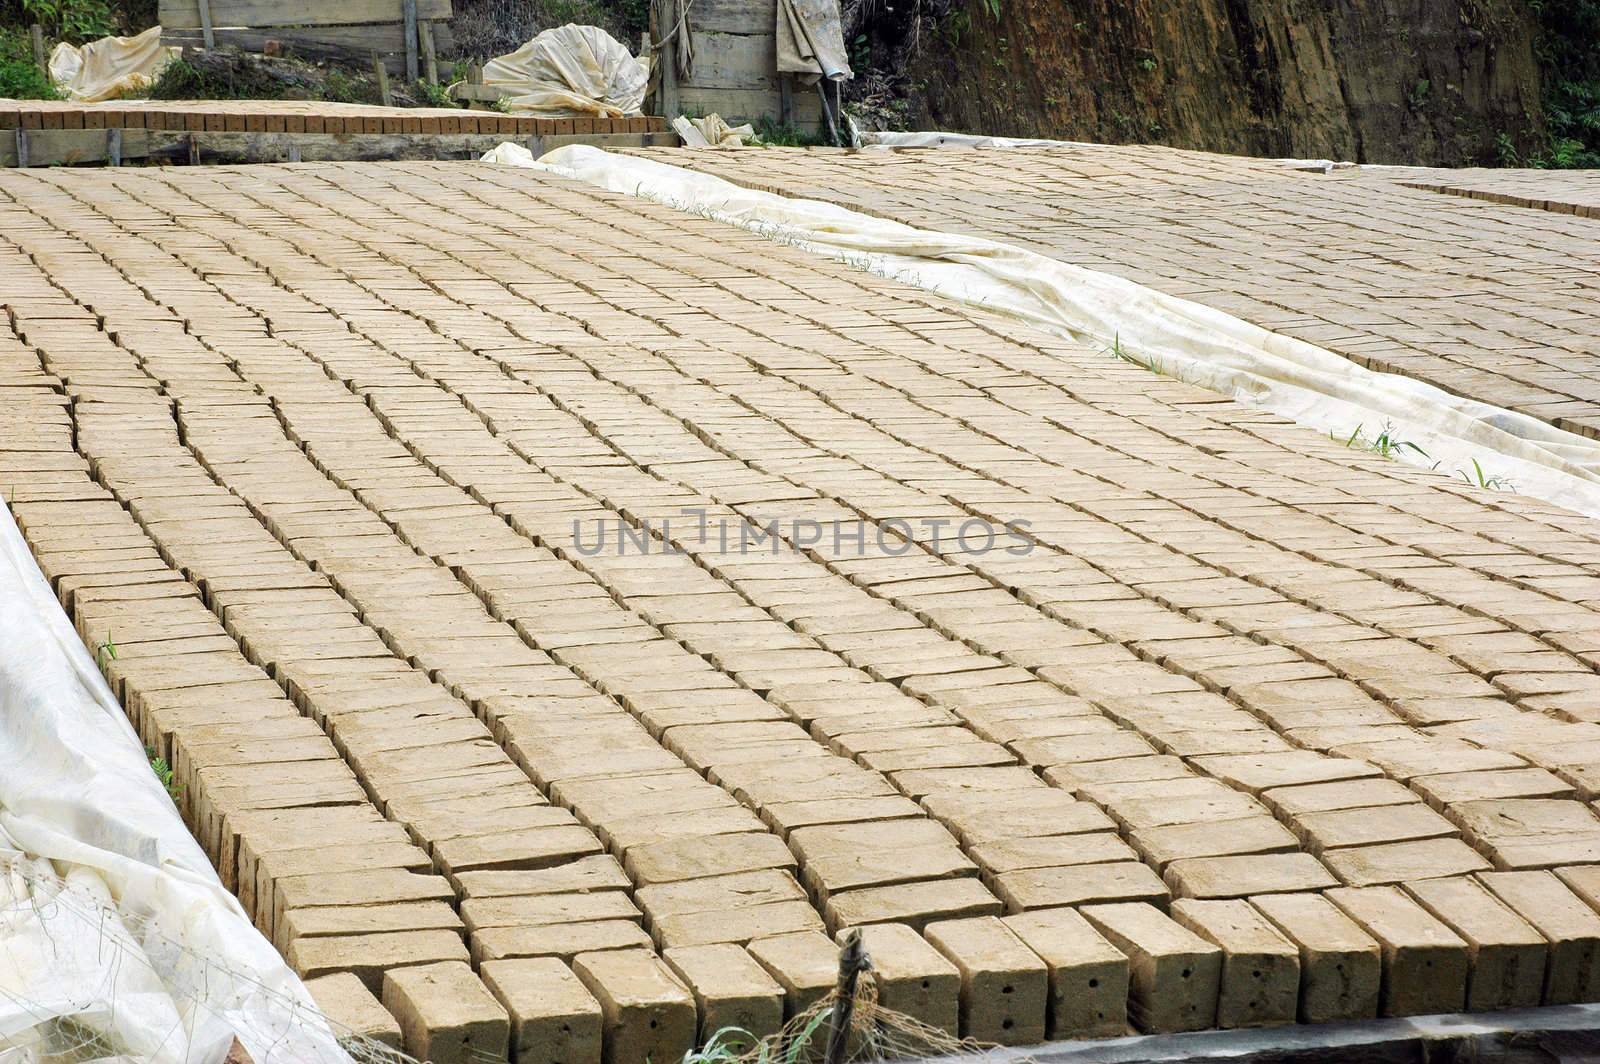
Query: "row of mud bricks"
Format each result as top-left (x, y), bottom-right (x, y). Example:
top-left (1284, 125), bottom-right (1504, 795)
top-left (5, 173), bottom-right (1600, 1064)
top-left (10, 325), bottom-right (1600, 1061)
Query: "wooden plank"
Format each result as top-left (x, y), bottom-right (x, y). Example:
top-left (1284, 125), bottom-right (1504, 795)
top-left (402, 0), bottom-right (418, 81)
top-left (419, 20), bottom-right (438, 83)
top-left (2, 128), bottom-right (151, 167)
top-left (30, 24), bottom-right (46, 75)
top-left (676, 86), bottom-right (818, 126)
top-left (689, 0), bottom-right (776, 36)
top-left (197, 0), bottom-right (215, 48)
top-left (373, 53), bottom-right (392, 106)
top-left (659, 0), bottom-right (679, 117)
top-left (683, 31), bottom-right (779, 91)
top-left (163, 23), bottom-right (454, 71)
top-left (158, 0), bottom-right (450, 31)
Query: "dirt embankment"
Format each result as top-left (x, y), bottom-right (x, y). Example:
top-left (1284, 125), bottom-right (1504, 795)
top-left (898, 0), bottom-right (1543, 165)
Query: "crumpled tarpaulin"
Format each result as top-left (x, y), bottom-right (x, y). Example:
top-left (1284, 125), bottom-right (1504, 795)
top-left (0, 497), bottom-right (353, 1063)
top-left (673, 113), bottom-right (755, 147)
top-left (485, 142), bottom-right (1600, 519)
top-left (47, 25), bottom-right (178, 103)
top-left (482, 24), bottom-right (647, 117)
top-left (777, 0), bottom-right (851, 83)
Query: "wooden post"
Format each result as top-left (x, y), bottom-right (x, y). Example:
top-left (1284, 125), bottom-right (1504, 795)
top-left (30, 24), bottom-right (46, 75)
top-left (419, 21), bottom-right (438, 84)
top-left (15, 129), bottom-right (28, 169)
top-left (106, 126), bottom-right (122, 166)
top-left (373, 52), bottom-right (392, 106)
top-left (825, 931), bottom-right (869, 1064)
top-left (780, 76), bottom-right (793, 127)
top-left (403, 0), bottom-right (419, 82)
top-left (196, 0), bottom-right (215, 48)
top-left (186, 132), bottom-right (200, 165)
top-left (658, 0), bottom-right (679, 118)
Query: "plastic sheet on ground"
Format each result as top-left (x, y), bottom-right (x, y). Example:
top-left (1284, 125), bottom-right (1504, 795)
top-left (482, 24), bottom-right (647, 117)
top-left (484, 142), bottom-right (1600, 519)
top-left (47, 25), bottom-right (178, 103)
top-left (0, 500), bottom-right (355, 1063)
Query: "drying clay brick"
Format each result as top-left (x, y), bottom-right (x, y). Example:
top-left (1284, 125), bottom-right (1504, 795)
top-left (1170, 899), bottom-right (1299, 1028)
top-left (925, 916), bottom-right (1048, 1045)
top-left (664, 944), bottom-right (786, 1044)
top-left (992, 862), bottom-right (1170, 911)
top-left (288, 929), bottom-right (471, 994)
top-left (472, 920), bottom-right (656, 964)
top-left (624, 832), bottom-right (797, 885)
top-left (848, 923), bottom-right (961, 1035)
top-left (1326, 887), bottom-right (1469, 1016)
top-left (1478, 870), bottom-right (1600, 1004)
top-left (1081, 903), bottom-right (1222, 1033)
top-left (382, 961), bottom-right (510, 1064)
top-left (573, 949), bottom-right (697, 1064)
top-left (1249, 893), bottom-right (1380, 1023)
top-left (823, 878), bottom-right (1002, 932)
top-left (1402, 877), bottom-right (1545, 1010)
top-left (303, 972), bottom-right (402, 1049)
top-left (747, 931), bottom-right (839, 1019)
top-left (1166, 853), bottom-right (1338, 899)
top-left (1003, 908), bottom-right (1129, 1039)
top-left (480, 958), bottom-right (603, 1064)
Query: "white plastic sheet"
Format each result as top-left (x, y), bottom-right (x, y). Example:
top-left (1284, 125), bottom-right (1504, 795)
top-left (48, 25), bottom-right (178, 103)
top-left (485, 142), bottom-right (1600, 519)
top-left (482, 24), bottom-right (647, 117)
top-left (0, 500), bottom-right (351, 1063)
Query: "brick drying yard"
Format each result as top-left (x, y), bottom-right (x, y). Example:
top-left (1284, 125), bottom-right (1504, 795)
top-left (3, 150), bottom-right (1600, 1060)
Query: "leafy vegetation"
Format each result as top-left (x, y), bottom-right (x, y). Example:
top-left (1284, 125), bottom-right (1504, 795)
top-left (146, 747), bottom-right (184, 804)
top-left (6, 0), bottom-right (114, 41)
top-left (1334, 422), bottom-right (1429, 461)
top-left (0, 26), bottom-right (56, 97)
top-left (753, 116), bottom-right (829, 147)
top-left (1530, 0), bottom-right (1600, 167)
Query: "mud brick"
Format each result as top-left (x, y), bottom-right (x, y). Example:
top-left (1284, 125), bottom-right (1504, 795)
top-left (925, 916), bottom-right (1048, 1045)
top-left (279, 901), bottom-right (463, 951)
top-left (1294, 803), bottom-right (1458, 854)
top-left (1321, 838), bottom-right (1492, 887)
top-left (1081, 903), bottom-right (1222, 1033)
top-left (637, 869), bottom-right (808, 920)
top-left (1261, 778), bottom-right (1420, 817)
top-left (481, 958), bottom-right (603, 1064)
top-left (664, 944), bottom-right (786, 1044)
top-left (434, 824), bottom-right (606, 874)
top-left (1171, 899), bottom-right (1298, 1028)
top-left (1043, 755), bottom-right (1192, 790)
top-left (760, 794), bottom-right (925, 835)
top-left (1108, 788), bottom-right (1269, 830)
top-left (1479, 870), bottom-right (1600, 1004)
top-left (1193, 751), bottom-right (1380, 794)
top-left (384, 961), bottom-right (509, 1064)
top-left (823, 877), bottom-right (1001, 932)
top-left (890, 765), bottom-right (1045, 800)
top-left (747, 931), bottom-right (838, 1018)
top-left (1130, 816), bottom-right (1300, 869)
top-left (1412, 769), bottom-right (1576, 807)
top-left (288, 929), bottom-right (471, 994)
top-left (971, 833), bottom-right (1139, 877)
top-left (461, 892), bottom-right (641, 934)
top-left (573, 950), bottom-right (697, 1064)
top-left (1403, 877), bottom-right (1545, 1010)
top-left (625, 832), bottom-right (797, 884)
top-left (1326, 887), bottom-right (1469, 1016)
top-left (921, 789), bottom-right (1113, 845)
top-left (848, 923), bottom-right (961, 1034)
top-left (472, 921), bottom-right (655, 964)
top-left (1003, 908), bottom-right (1129, 1038)
top-left (652, 900), bottom-right (827, 949)
top-left (993, 861), bottom-right (1170, 911)
top-left (304, 972), bottom-right (402, 1049)
top-left (1166, 853), bottom-right (1337, 899)
top-left (1250, 893), bottom-right (1381, 1023)
top-left (456, 857), bottom-right (633, 900)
